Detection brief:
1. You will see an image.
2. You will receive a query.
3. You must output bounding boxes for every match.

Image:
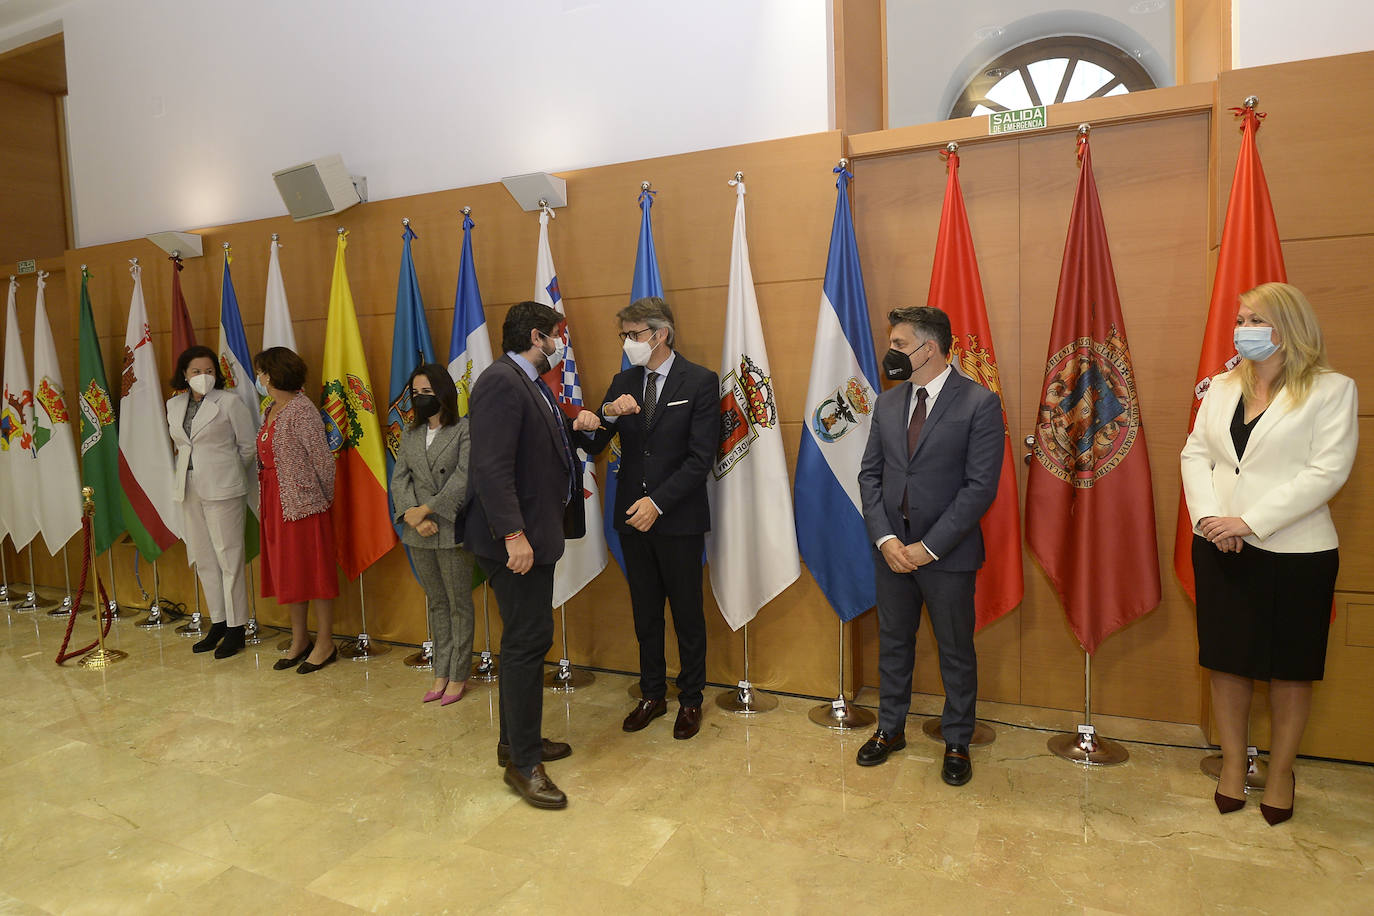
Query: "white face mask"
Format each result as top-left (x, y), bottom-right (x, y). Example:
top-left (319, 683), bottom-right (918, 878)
top-left (622, 330), bottom-right (659, 367)
top-left (540, 332), bottom-right (565, 371)
top-left (1233, 326), bottom-right (1279, 362)
top-left (188, 374), bottom-right (215, 396)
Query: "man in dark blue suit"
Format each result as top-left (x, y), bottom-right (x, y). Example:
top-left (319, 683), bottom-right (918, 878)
top-left (856, 306), bottom-right (1004, 785)
top-left (582, 297), bottom-right (719, 740)
top-left (465, 300), bottom-right (601, 809)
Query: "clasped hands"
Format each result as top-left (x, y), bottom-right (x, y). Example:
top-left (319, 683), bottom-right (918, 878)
top-left (880, 538), bottom-right (934, 574)
top-left (1198, 516), bottom-right (1251, 553)
top-left (402, 505), bottom-right (439, 538)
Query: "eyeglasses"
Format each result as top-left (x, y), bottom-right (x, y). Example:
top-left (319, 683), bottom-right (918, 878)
top-left (618, 327), bottom-right (655, 343)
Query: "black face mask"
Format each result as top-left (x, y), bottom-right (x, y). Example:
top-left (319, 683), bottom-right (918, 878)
top-left (882, 342), bottom-right (931, 382)
top-left (411, 393), bottom-right (441, 422)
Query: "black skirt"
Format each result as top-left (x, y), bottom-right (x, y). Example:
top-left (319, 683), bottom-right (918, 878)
top-left (1193, 535), bottom-right (1339, 681)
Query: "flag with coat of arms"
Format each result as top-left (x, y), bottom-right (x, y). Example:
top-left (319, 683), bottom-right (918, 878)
top-left (30, 271), bottom-right (83, 554)
top-left (2, 277), bottom-right (40, 551)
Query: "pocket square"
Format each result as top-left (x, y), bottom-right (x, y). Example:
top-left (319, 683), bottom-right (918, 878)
top-left (666, 399), bottom-right (689, 407)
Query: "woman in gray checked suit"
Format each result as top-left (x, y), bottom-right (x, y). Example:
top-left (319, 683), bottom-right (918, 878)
top-left (390, 363), bottom-right (476, 705)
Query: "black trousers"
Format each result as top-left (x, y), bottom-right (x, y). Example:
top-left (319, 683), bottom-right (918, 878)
top-left (478, 557), bottom-right (555, 770)
top-left (871, 548), bottom-right (978, 746)
top-left (620, 529), bottom-right (707, 707)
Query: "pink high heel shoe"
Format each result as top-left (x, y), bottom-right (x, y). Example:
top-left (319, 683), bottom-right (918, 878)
top-left (440, 684), bottom-right (467, 706)
top-left (422, 689), bottom-right (445, 703)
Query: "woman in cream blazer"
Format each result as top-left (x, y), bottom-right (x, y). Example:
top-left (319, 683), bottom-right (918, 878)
top-left (166, 346), bottom-right (258, 659)
top-left (1181, 282), bottom-right (1358, 825)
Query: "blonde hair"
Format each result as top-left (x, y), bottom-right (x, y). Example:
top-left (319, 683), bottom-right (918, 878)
top-left (1237, 282), bottom-right (1330, 406)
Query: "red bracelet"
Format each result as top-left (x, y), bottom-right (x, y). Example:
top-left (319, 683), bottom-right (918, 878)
top-left (505, 531), bottom-right (524, 540)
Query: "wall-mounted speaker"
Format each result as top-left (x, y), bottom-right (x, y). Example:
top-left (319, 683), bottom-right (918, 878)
top-left (272, 154), bottom-right (366, 221)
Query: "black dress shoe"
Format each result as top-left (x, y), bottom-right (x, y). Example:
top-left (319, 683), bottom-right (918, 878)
top-left (296, 646), bottom-right (338, 674)
top-left (504, 763), bottom-right (568, 809)
top-left (496, 738), bottom-right (574, 768)
top-left (673, 705), bottom-right (702, 740)
top-left (192, 621), bottom-right (226, 654)
top-left (213, 625), bottom-right (245, 659)
top-left (855, 729), bottom-right (906, 767)
top-left (623, 698), bottom-right (668, 732)
top-left (273, 643), bottom-right (313, 670)
top-left (942, 744), bottom-right (972, 786)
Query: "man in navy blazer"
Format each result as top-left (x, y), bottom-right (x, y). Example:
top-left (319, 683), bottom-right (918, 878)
top-left (856, 306), bottom-right (1003, 785)
top-left (465, 300), bottom-right (600, 810)
top-left (582, 296), bottom-right (719, 740)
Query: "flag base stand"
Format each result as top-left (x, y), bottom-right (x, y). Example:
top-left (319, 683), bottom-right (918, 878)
top-left (12, 588), bottom-right (60, 615)
top-left (471, 650), bottom-right (497, 683)
top-left (921, 718), bottom-right (997, 747)
top-left (177, 611), bottom-right (206, 638)
top-left (1048, 725), bottom-right (1128, 766)
top-left (404, 640), bottom-right (434, 670)
top-left (133, 602), bottom-right (173, 628)
top-left (49, 595), bottom-right (89, 618)
top-left (717, 680), bottom-right (777, 715)
top-left (341, 633), bottom-right (389, 660)
top-left (810, 619), bottom-right (874, 729)
top-left (545, 658), bottom-right (594, 692)
top-left (630, 683), bottom-right (678, 700)
top-left (91, 601), bottom-right (136, 621)
top-left (244, 617), bottom-right (264, 646)
top-left (1199, 747), bottom-right (1267, 789)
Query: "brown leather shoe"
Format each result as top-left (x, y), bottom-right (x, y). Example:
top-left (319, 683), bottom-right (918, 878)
top-left (496, 738), bottom-right (574, 768)
top-left (503, 763), bottom-right (568, 809)
top-left (673, 705), bottom-right (702, 740)
top-left (622, 698), bottom-right (668, 732)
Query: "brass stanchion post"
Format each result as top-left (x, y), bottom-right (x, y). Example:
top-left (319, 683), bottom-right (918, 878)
top-left (79, 487), bottom-right (127, 668)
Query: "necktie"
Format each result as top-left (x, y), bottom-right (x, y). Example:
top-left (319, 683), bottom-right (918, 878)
top-left (536, 378), bottom-right (576, 504)
top-left (643, 371), bottom-right (660, 427)
top-left (901, 387), bottom-right (928, 521)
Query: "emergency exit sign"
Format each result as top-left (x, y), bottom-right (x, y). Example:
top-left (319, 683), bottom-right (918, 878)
top-left (989, 106), bottom-right (1047, 134)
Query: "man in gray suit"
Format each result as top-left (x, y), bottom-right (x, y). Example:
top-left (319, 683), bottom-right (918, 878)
top-left (856, 306), bottom-right (1004, 785)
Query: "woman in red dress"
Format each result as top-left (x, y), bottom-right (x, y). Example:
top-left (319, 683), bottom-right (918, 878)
top-left (252, 347), bottom-right (340, 674)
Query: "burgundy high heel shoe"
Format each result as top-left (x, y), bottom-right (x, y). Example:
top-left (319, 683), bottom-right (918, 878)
top-left (1260, 772), bottom-right (1295, 826)
top-left (1214, 790), bottom-right (1246, 814)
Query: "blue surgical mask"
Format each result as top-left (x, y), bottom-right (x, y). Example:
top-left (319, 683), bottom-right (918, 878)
top-left (255, 375), bottom-right (270, 397)
top-left (1233, 326), bottom-right (1278, 362)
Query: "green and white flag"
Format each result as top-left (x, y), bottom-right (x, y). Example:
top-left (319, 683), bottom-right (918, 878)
top-left (78, 269), bottom-right (126, 554)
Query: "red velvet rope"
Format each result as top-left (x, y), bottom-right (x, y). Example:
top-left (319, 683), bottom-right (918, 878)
top-left (54, 511), bottom-right (114, 665)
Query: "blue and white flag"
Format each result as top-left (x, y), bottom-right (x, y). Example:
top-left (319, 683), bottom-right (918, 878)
top-left (386, 223), bottom-right (437, 537)
top-left (604, 187), bottom-right (666, 573)
top-left (794, 164), bottom-right (881, 621)
top-left (447, 211), bottom-right (492, 415)
top-left (218, 249), bottom-right (261, 557)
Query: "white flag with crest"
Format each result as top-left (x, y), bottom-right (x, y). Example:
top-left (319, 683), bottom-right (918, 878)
top-left (31, 272), bottom-right (83, 553)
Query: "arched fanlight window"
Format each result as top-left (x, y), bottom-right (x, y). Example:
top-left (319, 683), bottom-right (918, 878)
top-left (950, 37), bottom-right (1156, 119)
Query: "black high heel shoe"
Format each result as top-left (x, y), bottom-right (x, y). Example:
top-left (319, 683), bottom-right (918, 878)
top-left (297, 646), bottom-right (338, 674)
top-left (1260, 772), bottom-right (1295, 826)
top-left (273, 643), bottom-right (313, 671)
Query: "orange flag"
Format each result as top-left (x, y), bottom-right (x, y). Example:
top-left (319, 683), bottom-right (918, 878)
top-left (926, 147), bottom-right (1023, 630)
top-left (1173, 103), bottom-right (1286, 600)
top-left (1025, 131), bottom-right (1160, 655)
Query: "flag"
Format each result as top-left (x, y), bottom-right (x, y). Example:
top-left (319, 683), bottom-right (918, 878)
top-left (262, 236), bottom-right (298, 352)
top-left (1024, 132), bottom-right (1161, 655)
top-left (1173, 104), bottom-right (1286, 600)
top-left (30, 272), bottom-right (82, 555)
top-left (117, 262), bottom-right (181, 559)
top-left (794, 164), bottom-right (881, 622)
top-left (535, 206), bottom-right (609, 606)
top-left (321, 231), bottom-right (398, 580)
top-left (447, 211), bottom-right (492, 416)
top-left (2, 278), bottom-right (40, 551)
top-left (706, 179), bottom-right (800, 629)
top-left (927, 149), bottom-right (1024, 630)
top-left (170, 255), bottom-right (196, 357)
top-left (218, 248), bottom-right (262, 559)
top-left (385, 222), bottom-right (436, 537)
top-left (77, 269), bottom-right (125, 554)
top-left (603, 187), bottom-right (666, 574)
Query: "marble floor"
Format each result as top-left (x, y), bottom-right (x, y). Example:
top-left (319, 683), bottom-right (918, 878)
top-left (2, 601), bottom-right (1371, 916)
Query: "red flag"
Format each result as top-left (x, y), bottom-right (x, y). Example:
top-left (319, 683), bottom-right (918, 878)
top-left (926, 148), bottom-right (1023, 631)
top-left (170, 255), bottom-right (197, 356)
top-left (1025, 132), bottom-right (1161, 655)
top-left (1172, 104), bottom-right (1286, 600)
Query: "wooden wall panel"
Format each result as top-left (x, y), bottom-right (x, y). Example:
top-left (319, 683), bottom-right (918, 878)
top-left (0, 79), bottom-right (68, 265)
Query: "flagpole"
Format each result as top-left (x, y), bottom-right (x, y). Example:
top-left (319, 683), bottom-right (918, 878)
top-left (17, 544), bottom-right (59, 613)
top-left (716, 623), bottom-right (777, 714)
top-left (471, 583), bottom-right (497, 682)
top-left (544, 603), bottom-right (593, 691)
top-left (809, 618), bottom-right (875, 729)
top-left (48, 544), bottom-right (77, 617)
top-left (244, 562), bottom-right (264, 645)
top-left (1047, 651), bottom-right (1129, 765)
top-left (404, 595), bottom-right (435, 669)
top-left (341, 570), bottom-right (388, 659)
top-left (176, 570), bottom-right (205, 638)
top-left (134, 558), bottom-right (170, 627)
top-left (0, 543), bottom-right (15, 608)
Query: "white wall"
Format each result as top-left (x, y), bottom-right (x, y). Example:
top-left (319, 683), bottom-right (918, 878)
top-left (1233, 0), bottom-right (1374, 68)
top-left (1, 0), bottom-right (831, 247)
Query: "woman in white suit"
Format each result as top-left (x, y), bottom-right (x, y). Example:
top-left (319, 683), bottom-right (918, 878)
top-left (1181, 282), bottom-right (1358, 825)
top-left (166, 345), bottom-right (258, 659)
